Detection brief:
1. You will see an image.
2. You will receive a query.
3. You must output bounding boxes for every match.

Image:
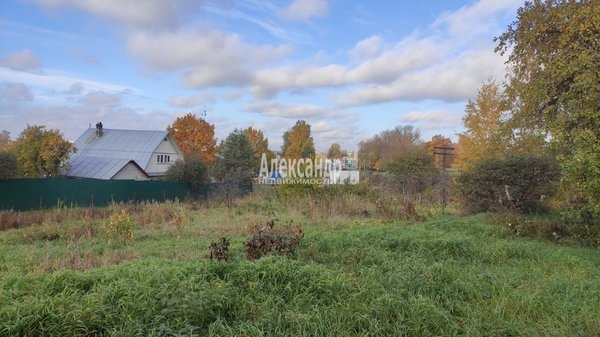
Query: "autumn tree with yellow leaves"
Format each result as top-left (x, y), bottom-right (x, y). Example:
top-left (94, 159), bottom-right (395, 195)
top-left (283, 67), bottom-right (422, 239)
top-left (496, 0), bottom-right (600, 222)
top-left (281, 120), bottom-right (315, 159)
top-left (455, 79), bottom-right (509, 170)
top-left (243, 126), bottom-right (273, 167)
top-left (13, 125), bottom-right (76, 177)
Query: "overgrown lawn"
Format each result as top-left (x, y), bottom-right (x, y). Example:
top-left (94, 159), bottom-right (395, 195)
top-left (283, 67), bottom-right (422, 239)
top-left (1, 199), bottom-right (599, 336)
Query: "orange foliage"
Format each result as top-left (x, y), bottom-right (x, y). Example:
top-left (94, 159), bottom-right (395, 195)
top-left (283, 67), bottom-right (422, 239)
top-left (167, 113), bottom-right (217, 166)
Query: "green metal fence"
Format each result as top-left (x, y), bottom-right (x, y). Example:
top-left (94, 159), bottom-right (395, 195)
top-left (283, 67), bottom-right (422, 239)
top-left (0, 178), bottom-right (190, 211)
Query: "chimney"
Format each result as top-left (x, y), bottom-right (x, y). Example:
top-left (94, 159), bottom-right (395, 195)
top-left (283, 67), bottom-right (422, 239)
top-left (95, 122), bottom-right (103, 137)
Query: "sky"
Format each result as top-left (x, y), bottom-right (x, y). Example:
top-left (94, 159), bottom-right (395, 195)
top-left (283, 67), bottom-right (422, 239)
top-left (0, 0), bottom-right (523, 152)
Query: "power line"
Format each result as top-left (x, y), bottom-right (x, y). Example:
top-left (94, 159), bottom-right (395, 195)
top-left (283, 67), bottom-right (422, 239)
top-left (433, 145), bottom-right (456, 209)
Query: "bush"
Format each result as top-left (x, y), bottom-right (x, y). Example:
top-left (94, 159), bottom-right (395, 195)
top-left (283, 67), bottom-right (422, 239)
top-left (244, 220), bottom-right (304, 260)
top-left (209, 237), bottom-right (231, 262)
top-left (0, 152), bottom-right (17, 180)
top-left (457, 155), bottom-right (559, 214)
top-left (165, 154), bottom-right (207, 191)
top-left (386, 149), bottom-right (436, 176)
top-left (488, 212), bottom-right (600, 247)
top-left (102, 208), bottom-right (134, 243)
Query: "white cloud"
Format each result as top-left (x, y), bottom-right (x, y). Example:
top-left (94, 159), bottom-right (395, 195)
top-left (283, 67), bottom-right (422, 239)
top-left (278, 0), bottom-right (329, 22)
top-left (251, 64), bottom-right (346, 98)
top-left (349, 35), bottom-right (384, 61)
top-left (310, 120), bottom-right (363, 152)
top-left (64, 83), bottom-right (84, 95)
top-left (399, 110), bottom-right (462, 131)
top-left (0, 67), bottom-right (134, 95)
top-left (0, 83), bottom-right (34, 102)
top-left (432, 0), bottom-right (522, 38)
top-left (128, 30), bottom-right (292, 88)
top-left (248, 0), bottom-right (516, 103)
top-left (9, 0), bottom-right (521, 148)
top-left (243, 101), bottom-right (330, 119)
top-left (337, 48), bottom-right (505, 106)
top-left (206, 3), bottom-right (301, 43)
top-left (251, 36), bottom-right (443, 98)
top-left (0, 96), bottom-right (175, 141)
top-left (79, 91), bottom-right (122, 108)
top-left (36, 0), bottom-right (203, 28)
top-left (1, 49), bottom-right (42, 69)
top-left (169, 92), bottom-right (214, 108)
top-left (222, 90), bottom-right (243, 102)
top-left (346, 36), bottom-right (444, 84)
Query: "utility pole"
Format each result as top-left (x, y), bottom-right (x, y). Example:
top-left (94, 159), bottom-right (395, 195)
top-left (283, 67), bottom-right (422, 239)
top-left (433, 145), bottom-right (455, 209)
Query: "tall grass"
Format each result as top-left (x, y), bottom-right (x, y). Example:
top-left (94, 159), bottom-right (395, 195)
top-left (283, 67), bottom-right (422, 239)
top-left (1, 191), bottom-right (599, 336)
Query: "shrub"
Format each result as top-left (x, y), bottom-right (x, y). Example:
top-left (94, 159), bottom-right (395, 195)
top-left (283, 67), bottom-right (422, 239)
top-left (165, 154), bottom-right (207, 191)
top-left (488, 212), bottom-right (600, 247)
top-left (102, 208), bottom-right (134, 243)
top-left (209, 237), bottom-right (231, 262)
top-left (0, 151), bottom-right (18, 180)
top-left (244, 220), bottom-right (304, 260)
top-left (387, 150), bottom-right (441, 197)
top-left (457, 155), bottom-right (559, 214)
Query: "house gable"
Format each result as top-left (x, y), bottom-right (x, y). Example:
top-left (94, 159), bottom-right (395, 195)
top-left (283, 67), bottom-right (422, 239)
top-left (145, 134), bottom-right (183, 177)
top-left (112, 161), bottom-right (150, 180)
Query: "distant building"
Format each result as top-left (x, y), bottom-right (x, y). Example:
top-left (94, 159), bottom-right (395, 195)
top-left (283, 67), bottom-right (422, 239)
top-left (341, 156), bottom-right (358, 170)
top-left (62, 123), bottom-right (183, 180)
top-left (329, 170), bottom-right (360, 185)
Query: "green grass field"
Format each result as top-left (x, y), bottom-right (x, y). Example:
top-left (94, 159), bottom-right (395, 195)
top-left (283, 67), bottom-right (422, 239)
top-left (1, 194), bottom-right (599, 336)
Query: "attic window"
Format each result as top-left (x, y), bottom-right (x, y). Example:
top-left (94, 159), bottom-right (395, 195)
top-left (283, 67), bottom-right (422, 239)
top-left (157, 154), bottom-right (171, 164)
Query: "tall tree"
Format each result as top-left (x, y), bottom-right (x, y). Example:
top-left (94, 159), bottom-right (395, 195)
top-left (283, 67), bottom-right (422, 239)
top-left (243, 126), bottom-right (273, 167)
top-left (496, 0), bottom-right (600, 221)
top-left (327, 143), bottom-right (347, 159)
top-left (281, 120), bottom-right (315, 159)
top-left (13, 125), bottom-right (76, 177)
top-left (40, 130), bottom-right (77, 177)
top-left (0, 130), bottom-right (13, 152)
top-left (455, 79), bottom-right (510, 170)
top-left (213, 129), bottom-right (255, 184)
top-left (358, 125), bottom-right (423, 171)
top-left (167, 113), bottom-right (217, 166)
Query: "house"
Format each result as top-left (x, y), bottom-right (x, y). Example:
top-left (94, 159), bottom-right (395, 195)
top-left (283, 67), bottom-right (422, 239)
top-left (62, 123), bottom-right (183, 180)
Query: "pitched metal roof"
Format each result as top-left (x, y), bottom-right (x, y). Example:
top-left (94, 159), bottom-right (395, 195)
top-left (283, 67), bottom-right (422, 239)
top-left (64, 128), bottom-right (171, 179)
top-left (64, 156), bottom-right (147, 180)
top-left (74, 128), bottom-right (168, 167)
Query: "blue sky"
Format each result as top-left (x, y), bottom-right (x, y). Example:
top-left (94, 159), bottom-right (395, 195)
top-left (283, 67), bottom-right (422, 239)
top-left (0, 0), bottom-right (522, 152)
